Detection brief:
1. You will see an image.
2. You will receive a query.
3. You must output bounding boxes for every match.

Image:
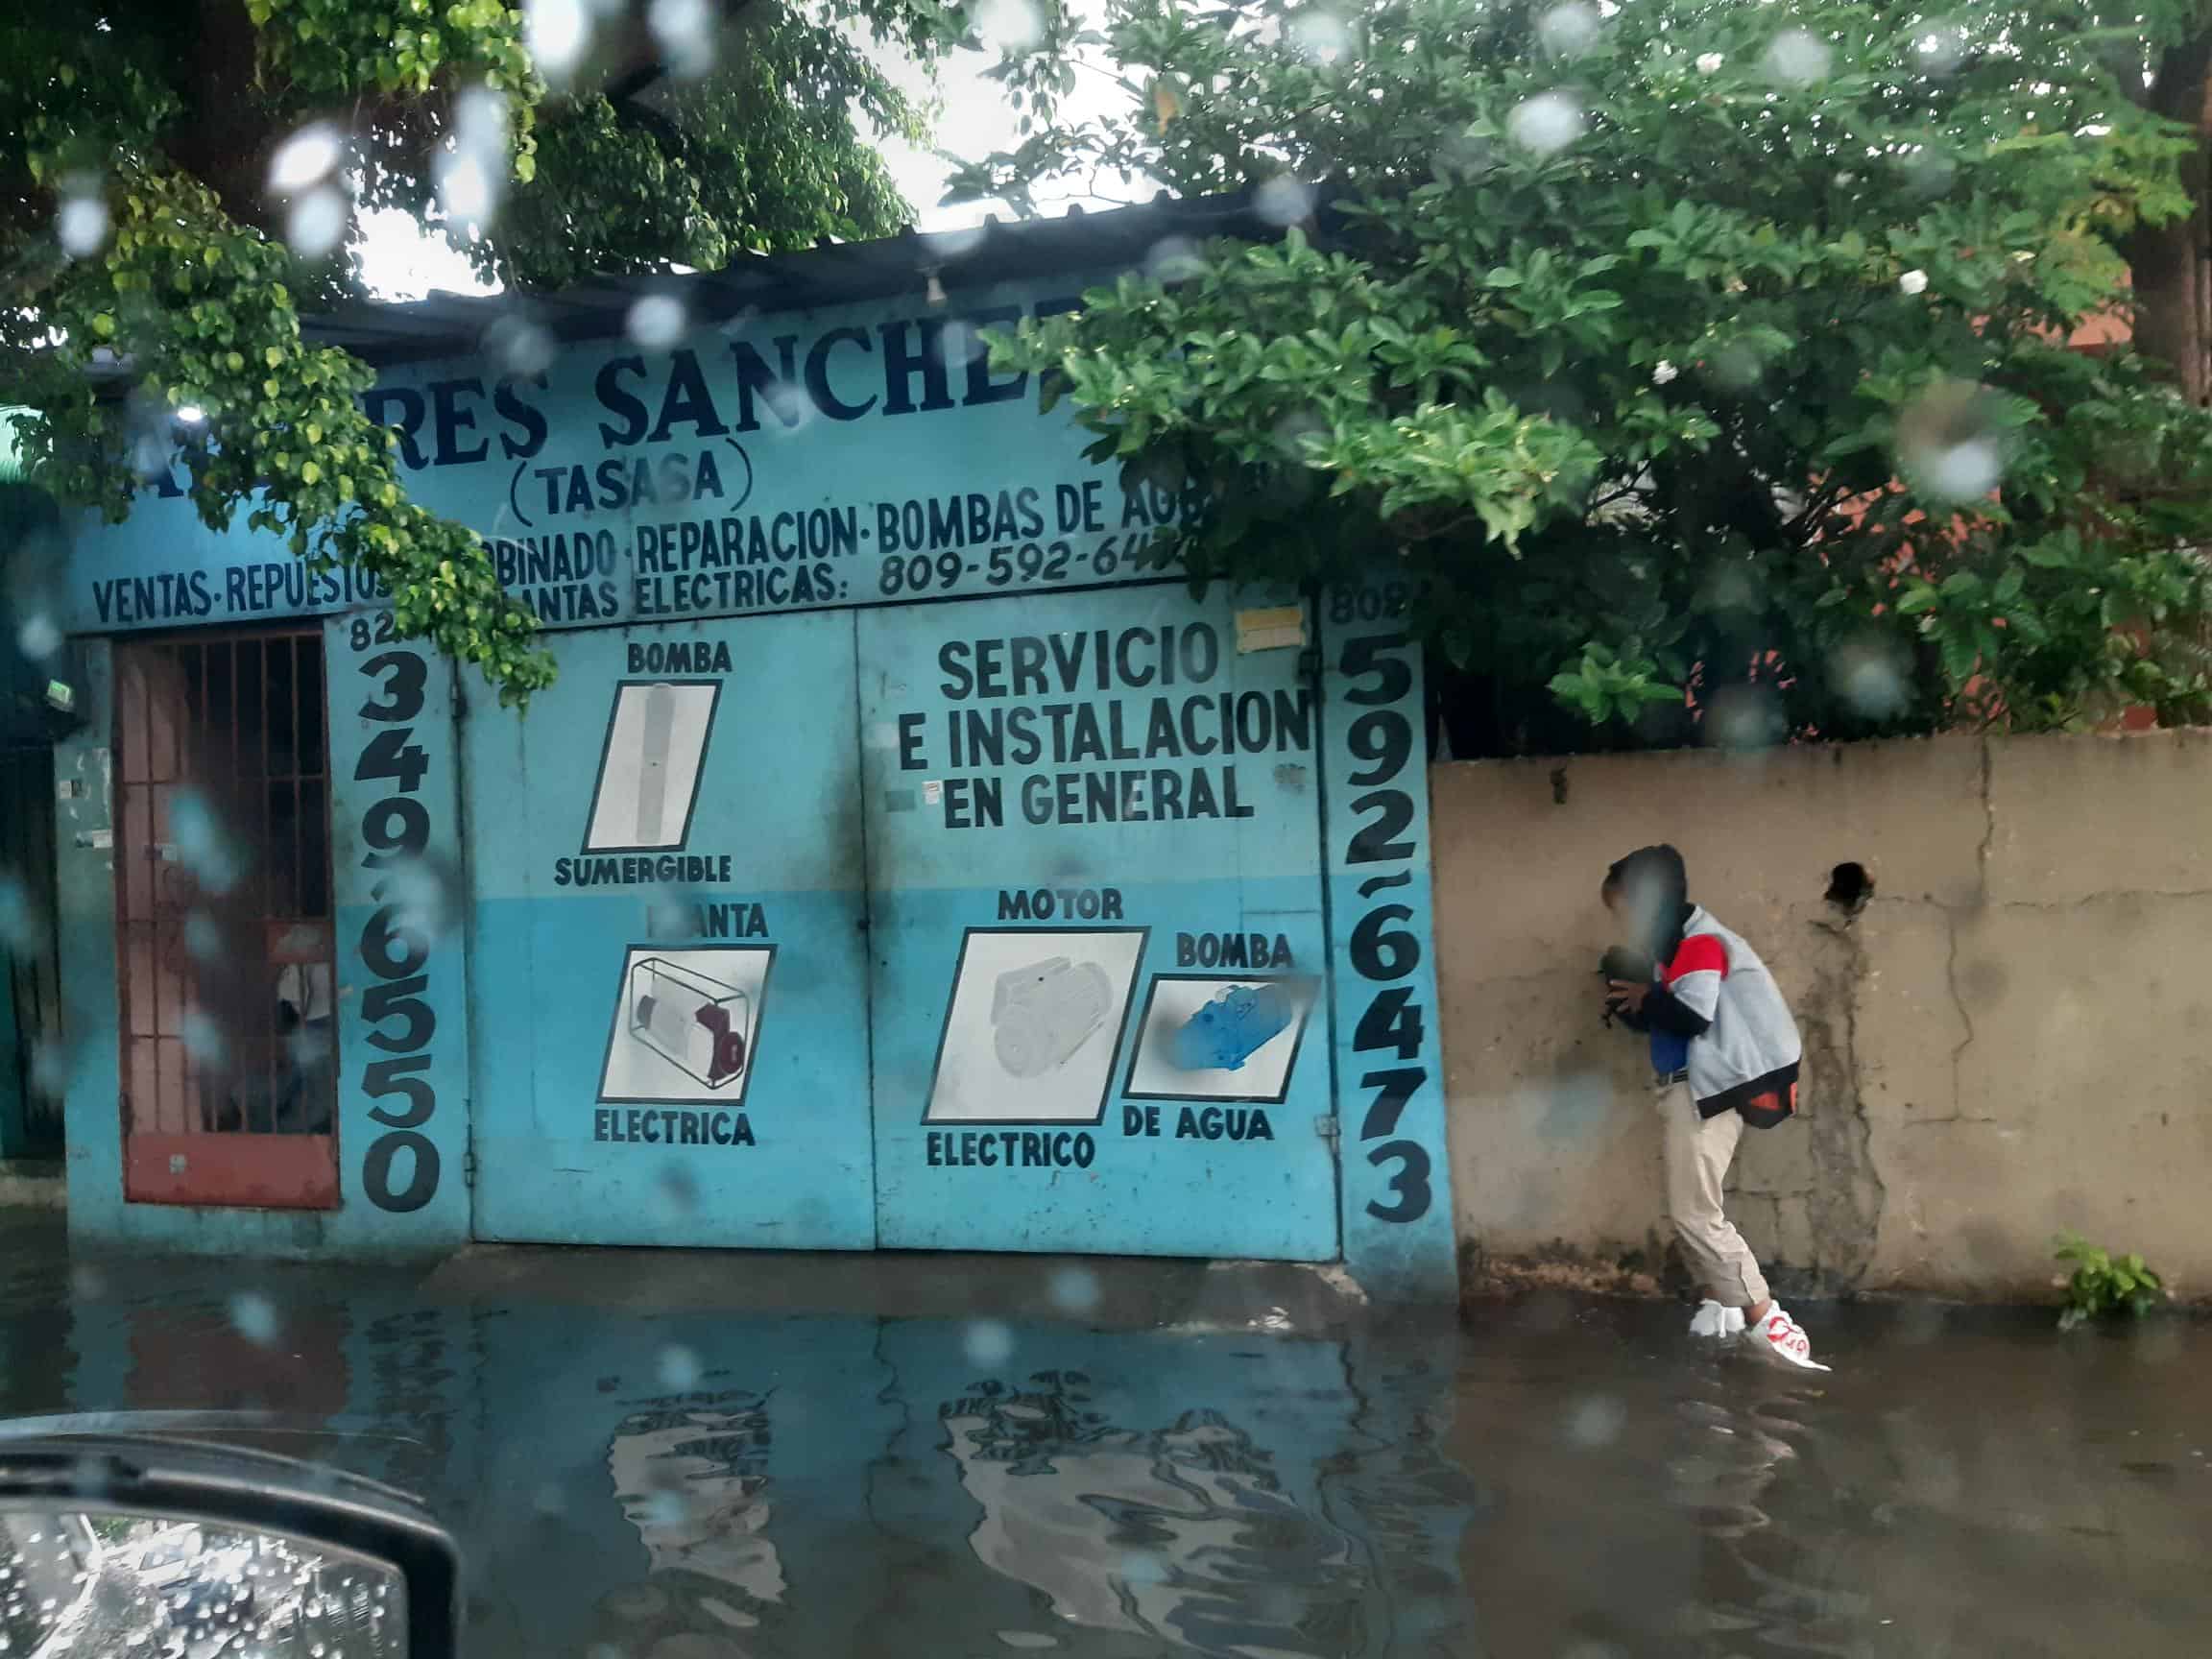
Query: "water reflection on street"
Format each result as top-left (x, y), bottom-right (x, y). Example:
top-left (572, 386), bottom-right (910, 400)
top-left (2, 1210), bottom-right (2207, 1657)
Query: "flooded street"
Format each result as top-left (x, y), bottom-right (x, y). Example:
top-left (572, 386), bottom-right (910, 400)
top-left (2, 1209), bottom-right (2206, 1659)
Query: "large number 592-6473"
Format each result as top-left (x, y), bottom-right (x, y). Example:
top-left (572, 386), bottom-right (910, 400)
top-left (1338, 625), bottom-right (1432, 1226)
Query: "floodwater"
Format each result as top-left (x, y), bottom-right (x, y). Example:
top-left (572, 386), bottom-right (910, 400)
top-left (2, 1209), bottom-right (2207, 1658)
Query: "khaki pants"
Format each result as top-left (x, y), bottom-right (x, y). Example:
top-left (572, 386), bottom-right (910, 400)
top-left (1657, 1081), bottom-right (1769, 1309)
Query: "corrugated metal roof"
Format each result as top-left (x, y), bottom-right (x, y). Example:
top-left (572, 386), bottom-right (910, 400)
top-left (306, 193), bottom-right (1264, 368)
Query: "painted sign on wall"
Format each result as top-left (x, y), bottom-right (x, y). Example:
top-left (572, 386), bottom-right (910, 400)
top-left (57, 266), bottom-right (1459, 1296)
top-left (60, 277), bottom-right (1188, 638)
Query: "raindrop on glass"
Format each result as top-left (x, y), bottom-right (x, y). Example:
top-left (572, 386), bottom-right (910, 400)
top-left (1563, 1393), bottom-right (1626, 1448)
top-left (286, 186), bottom-right (349, 260)
top-left (438, 86), bottom-right (510, 228)
top-left (0, 873), bottom-right (36, 956)
top-left (269, 124), bottom-right (344, 195)
top-left (180, 1006), bottom-right (226, 1067)
top-left (184, 910), bottom-right (223, 962)
top-left (1898, 268), bottom-right (1929, 296)
top-left (1253, 176), bottom-right (1313, 228)
top-left (1046, 1265), bottom-right (1101, 1313)
top-left (627, 294), bottom-right (687, 351)
top-left (525, 0), bottom-right (592, 80)
top-left (56, 180), bottom-right (108, 259)
top-left (1830, 638), bottom-right (1909, 719)
top-left (647, 0), bottom-right (715, 78)
top-left (1704, 683), bottom-right (1784, 749)
top-left (172, 789), bottom-right (245, 894)
top-left (1916, 26), bottom-right (1967, 74)
top-left (1287, 11), bottom-right (1351, 65)
top-left (484, 315), bottom-right (557, 378)
top-left (1506, 92), bottom-right (1584, 156)
top-left (228, 1291), bottom-right (280, 1347)
top-left (1765, 29), bottom-right (1831, 86)
top-left (15, 613), bottom-right (60, 661)
top-left (1537, 2), bottom-right (1600, 58)
top-left (963, 1319), bottom-right (1015, 1367)
top-left (657, 1162), bottom-right (700, 1216)
top-left (1695, 51), bottom-right (1724, 75)
top-left (973, 0), bottom-right (1044, 55)
top-left (657, 1344), bottom-right (702, 1390)
top-left (1144, 237), bottom-right (1205, 283)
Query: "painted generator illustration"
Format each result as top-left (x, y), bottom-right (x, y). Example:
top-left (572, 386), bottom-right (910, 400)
top-left (1169, 981), bottom-right (1296, 1073)
top-left (992, 956), bottom-right (1114, 1079)
top-left (628, 956), bottom-right (751, 1089)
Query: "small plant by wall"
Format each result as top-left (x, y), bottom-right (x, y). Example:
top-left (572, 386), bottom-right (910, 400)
top-left (2054, 1233), bottom-right (2167, 1330)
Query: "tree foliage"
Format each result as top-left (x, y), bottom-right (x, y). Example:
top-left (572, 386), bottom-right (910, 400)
top-left (974, 0), bottom-right (2212, 751)
top-left (0, 0), bottom-right (969, 702)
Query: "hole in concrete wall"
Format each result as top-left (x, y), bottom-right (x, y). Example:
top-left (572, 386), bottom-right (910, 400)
top-left (1825, 860), bottom-right (1873, 914)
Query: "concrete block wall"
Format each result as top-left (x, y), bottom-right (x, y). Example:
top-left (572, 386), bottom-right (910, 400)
top-left (1431, 730), bottom-right (2212, 1301)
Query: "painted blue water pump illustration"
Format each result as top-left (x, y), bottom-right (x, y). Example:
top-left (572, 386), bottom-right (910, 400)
top-left (1171, 982), bottom-right (1296, 1072)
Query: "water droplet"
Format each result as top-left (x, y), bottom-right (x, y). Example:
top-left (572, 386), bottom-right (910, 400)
top-left (525, 0), bottom-right (592, 79)
top-left (1765, 29), bottom-right (1831, 86)
top-left (963, 1319), bottom-right (1015, 1367)
top-left (1144, 237), bottom-right (1205, 282)
top-left (1046, 1265), bottom-right (1100, 1313)
top-left (1695, 51), bottom-right (1724, 75)
top-left (1537, 2), bottom-right (1599, 58)
top-left (1563, 1393), bottom-right (1626, 1447)
top-left (0, 874), bottom-right (36, 955)
top-left (1253, 175), bottom-right (1314, 227)
top-left (484, 315), bottom-right (557, 377)
top-left (286, 185), bottom-right (349, 260)
top-left (1898, 268), bottom-right (1929, 296)
top-left (656, 1162), bottom-right (700, 1215)
top-left (175, 403), bottom-right (206, 425)
top-left (1916, 26), bottom-right (1966, 74)
top-left (626, 294), bottom-right (687, 351)
top-left (1287, 11), bottom-right (1351, 65)
top-left (647, 0), bottom-right (716, 78)
top-left (269, 124), bottom-right (344, 195)
top-left (973, 0), bottom-right (1043, 55)
top-left (57, 180), bottom-right (108, 258)
top-left (180, 1007), bottom-right (225, 1067)
top-left (1506, 92), bottom-right (1584, 156)
top-left (228, 1291), bottom-right (279, 1347)
top-left (1650, 360), bottom-right (1678, 386)
top-left (14, 611), bottom-right (59, 661)
top-left (171, 789), bottom-right (245, 895)
top-left (1829, 637), bottom-right (1909, 719)
top-left (1705, 683), bottom-right (1784, 749)
top-left (438, 85), bottom-right (509, 228)
top-left (657, 1344), bottom-right (702, 1389)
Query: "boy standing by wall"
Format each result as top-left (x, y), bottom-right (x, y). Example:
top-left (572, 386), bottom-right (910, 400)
top-left (1601, 845), bottom-right (1825, 1371)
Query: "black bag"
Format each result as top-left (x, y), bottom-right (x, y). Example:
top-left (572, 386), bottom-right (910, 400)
top-left (1736, 1079), bottom-right (1798, 1130)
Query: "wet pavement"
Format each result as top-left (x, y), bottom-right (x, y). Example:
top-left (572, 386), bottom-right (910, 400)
top-left (2, 1207), bottom-right (2208, 1658)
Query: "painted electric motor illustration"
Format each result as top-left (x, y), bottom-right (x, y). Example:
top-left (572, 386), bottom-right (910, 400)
top-left (1170, 982), bottom-right (1296, 1072)
top-left (992, 957), bottom-right (1113, 1078)
top-left (629, 956), bottom-right (751, 1089)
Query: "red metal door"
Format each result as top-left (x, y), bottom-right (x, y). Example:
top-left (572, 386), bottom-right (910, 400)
top-left (114, 631), bottom-right (340, 1208)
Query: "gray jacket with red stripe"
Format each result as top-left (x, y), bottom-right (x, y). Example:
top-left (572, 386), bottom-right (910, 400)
top-left (1652, 906), bottom-right (1803, 1119)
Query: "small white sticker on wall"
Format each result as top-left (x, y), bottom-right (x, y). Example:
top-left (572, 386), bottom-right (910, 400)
top-left (923, 780), bottom-right (943, 806)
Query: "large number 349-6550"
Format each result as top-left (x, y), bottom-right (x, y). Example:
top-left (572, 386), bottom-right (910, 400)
top-left (353, 645), bottom-right (441, 1214)
top-left (1338, 629), bottom-right (1431, 1226)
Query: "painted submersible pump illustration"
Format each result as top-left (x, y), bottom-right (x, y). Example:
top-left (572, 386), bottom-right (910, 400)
top-left (1170, 981), bottom-right (1296, 1073)
top-left (636, 681), bottom-right (677, 845)
top-left (992, 957), bottom-right (1114, 1078)
top-left (630, 956), bottom-right (752, 1089)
